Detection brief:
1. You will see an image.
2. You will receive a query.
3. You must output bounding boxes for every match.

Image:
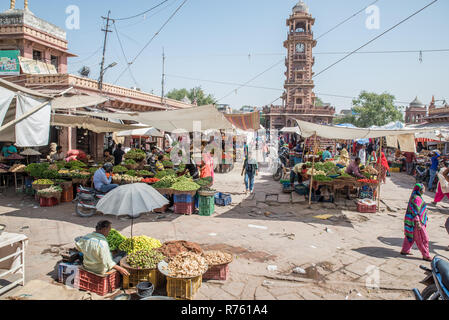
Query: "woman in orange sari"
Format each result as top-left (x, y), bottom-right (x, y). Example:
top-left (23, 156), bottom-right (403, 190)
top-left (377, 149), bottom-right (390, 184)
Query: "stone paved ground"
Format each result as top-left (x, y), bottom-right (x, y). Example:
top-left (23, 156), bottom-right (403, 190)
top-left (0, 164), bottom-right (448, 300)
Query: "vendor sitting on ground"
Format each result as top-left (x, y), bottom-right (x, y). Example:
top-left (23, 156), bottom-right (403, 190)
top-left (346, 157), bottom-right (365, 179)
top-left (75, 220), bottom-right (130, 276)
top-left (93, 163), bottom-right (119, 193)
top-left (155, 155), bottom-right (165, 171)
top-left (290, 163), bottom-right (309, 186)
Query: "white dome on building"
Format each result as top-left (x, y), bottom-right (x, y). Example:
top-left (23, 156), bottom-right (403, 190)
top-left (293, 0), bottom-right (309, 13)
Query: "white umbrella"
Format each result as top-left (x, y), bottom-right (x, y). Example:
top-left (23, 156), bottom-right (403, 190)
top-left (20, 148), bottom-right (42, 156)
top-left (96, 183), bottom-right (169, 218)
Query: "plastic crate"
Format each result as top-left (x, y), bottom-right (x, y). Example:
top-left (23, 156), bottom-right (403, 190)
top-left (76, 268), bottom-right (121, 296)
top-left (203, 264), bottom-right (229, 281)
top-left (357, 201), bottom-right (377, 213)
top-left (166, 275), bottom-right (202, 300)
top-left (121, 266), bottom-right (165, 290)
top-left (58, 262), bottom-right (80, 285)
top-left (39, 197), bottom-right (59, 207)
top-left (174, 201), bottom-right (195, 215)
top-left (173, 194), bottom-right (193, 203)
top-left (199, 195), bottom-right (215, 216)
top-left (214, 193), bottom-right (232, 206)
top-left (390, 167), bottom-right (400, 173)
top-left (61, 188), bottom-right (74, 203)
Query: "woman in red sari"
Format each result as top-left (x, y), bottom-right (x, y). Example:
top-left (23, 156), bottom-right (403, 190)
top-left (377, 149), bottom-right (390, 184)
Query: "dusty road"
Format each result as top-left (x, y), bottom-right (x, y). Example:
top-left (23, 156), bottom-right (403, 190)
top-left (0, 164), bottom-right (448, 300)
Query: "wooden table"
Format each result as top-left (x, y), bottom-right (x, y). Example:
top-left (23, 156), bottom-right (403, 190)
top-left (0, 232), bottom-right (28, 296)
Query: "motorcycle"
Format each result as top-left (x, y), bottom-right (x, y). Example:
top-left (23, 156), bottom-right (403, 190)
top-left (74, 186), bottom-right (105, 217)
top-left (413, 255), bottom-right (449, 300)
top-left (272, 148), bottom-right (290, 181)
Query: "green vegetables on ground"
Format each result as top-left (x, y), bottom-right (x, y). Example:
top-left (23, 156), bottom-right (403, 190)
top-left (126, 170), bottom-right (136, 176)
top-left (127, 249), bottom-right (166, 269)
top-left (154, 169), bottom-right (176, 179)
top-left (170, 176), bottom-right (200, 191)
top-left (196, 177), bottom-right (213, 187)
top-left (106, 229), bottom-right (127, 251)
top-left (152, 175), bottom-right (178, 189)
top-left (313, 175), bottom-right (334, 182)
top-left (113, 165), bottom-right (128, 174)
top-left (137, 170), bottom-right (152, 176)
top-left (118, 236), bottom-right (162, 254)
top-left (124, 159), bottom-right (137, 165)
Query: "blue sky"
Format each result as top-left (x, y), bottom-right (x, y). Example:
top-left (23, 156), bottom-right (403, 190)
top-left (7, 0), bottom-right (449, 112)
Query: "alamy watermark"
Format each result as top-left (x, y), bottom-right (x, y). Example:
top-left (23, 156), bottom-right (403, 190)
top-left (365, 5), bottom-right (380, 30)
top-left (66, 5), bottom-right (80, 30)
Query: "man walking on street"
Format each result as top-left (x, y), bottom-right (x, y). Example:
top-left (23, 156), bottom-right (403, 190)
top-left (428, 150), bottom-right (440, 192)
top-left (404, 152), bottom-right (416, 175)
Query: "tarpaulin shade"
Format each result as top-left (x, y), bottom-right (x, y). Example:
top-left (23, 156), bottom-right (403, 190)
top-left (294, 119), bottom-right (435, 139)
top-left (280, 127), bottom-right (301, 134)
top-left (52, 95), bottom-right (108, 110)
top-left (224, 111), bottom-right (260, 131)
top-left (51, 114), bottom-right (148, 133)
top-left (75, 104), bottom-right (234, 132)
top-left (116, 126), bottom-right (163, 138)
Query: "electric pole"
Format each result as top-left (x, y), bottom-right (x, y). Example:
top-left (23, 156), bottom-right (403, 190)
top-left (161, 47), bottom-right (166, 106)
top-left (99, 10), bottom-right (113, 91)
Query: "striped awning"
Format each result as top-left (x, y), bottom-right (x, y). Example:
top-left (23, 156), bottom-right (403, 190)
top-left (224, 111), bottom-right (260, 131)
top-left (416, 138), bottom-right (441, 143)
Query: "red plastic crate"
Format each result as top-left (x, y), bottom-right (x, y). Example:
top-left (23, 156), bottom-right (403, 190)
top-left (75, 268), bottom-right (121, 296)
top-left (203, 264), bottom-right (229, 281)
top-left (357, 202), bottom-right (377, 213)
top-left (174, 201), bottom-right (195, 215)
top-left (39, 197), bottom-right (59, 207)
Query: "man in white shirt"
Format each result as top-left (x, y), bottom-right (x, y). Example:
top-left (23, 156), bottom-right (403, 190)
top-left (358, 145), bottom-right (367, 166)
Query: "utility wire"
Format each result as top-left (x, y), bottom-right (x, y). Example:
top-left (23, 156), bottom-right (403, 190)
top-left (114, 0), bottom-right (189, 85)
top-left (313, 0), bottom-right (439, 79)
top-left (216, 59), bottom-right (284, 102)
top-left (316, 0), bottom-right (380, 40)
top-left (113, 21), bottom-right (141, 88)
top-left (110, 0), bottom-right (169, 21)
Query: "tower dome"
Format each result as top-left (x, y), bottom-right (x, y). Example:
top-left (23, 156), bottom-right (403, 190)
top-left (293, 0), bottom-right (309, 14)
top-left (410, 96), bottom-right (424, 108)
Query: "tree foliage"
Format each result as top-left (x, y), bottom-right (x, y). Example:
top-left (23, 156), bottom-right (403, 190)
top-left (166, 87), bottom-right (216, 106)
top-left (314, 97), bottom-right (324, 107)
top-left (334, 91), bottom-right (403, 128)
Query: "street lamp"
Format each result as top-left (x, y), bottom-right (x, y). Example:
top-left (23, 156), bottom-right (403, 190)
top-left (98, 62), bottom-right (118, 91)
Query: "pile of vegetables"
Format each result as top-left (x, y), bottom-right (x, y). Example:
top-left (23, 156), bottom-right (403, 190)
top-left (70, 171), bottom-right (91, 179)
top-left (162, 160), bottom-right (173, 167)
top-left (204, 250), bottom-right (233, 266)
top-left (124, 159), bottom-right (137, 165)
top-left (154, 169), bottom-right (176, 179)
top-left (358, 179), bottom-right (378, 184)
top-left (26, 163), bottom-right (50, 178)
top-left (152, 175), bottom-right (178, 189)
top-left (106, 229), bottom-right (127, 251)
top-left (124, 149), bottom-right (146, 162)
top-left (118, 236), bottom-right (162, 254)
top-left (165, 252), bottom-right (208, 278)
top-left (32, 179), bottom-right (54, 185)
top-left (137, 170), bottom-right (152, 177)
top-left (9, 164), bottom-right (26, 173)
top-left (127, 250), bottom-right (166, 269)
top-left (113, 165), bottom-right (128, 174)
top-left (65, 160), bottom-right (86, 170)
top-left (337, 172), bottom-right (353, 179)
top-left (112, 174), bottom-right (142, 184)
top-left (196, 177), bottom-right (213, 187)
top-left (141, 177), bottom-right (159, 184)
top-left (126, 170), bottom-right (136, 177)
top-left (313, 175), bottom-right (334, 182)
top-left (170, 176), bottom-right (200, 191)
top-left (37, 185), bottom-right (62, 197)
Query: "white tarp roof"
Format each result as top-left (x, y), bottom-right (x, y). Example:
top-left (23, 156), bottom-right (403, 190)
top-left (116, 124), bottom-right (163, 138)
top-left (76, 104), bottom-right (234, 132)
top-left (294, 119), bottom-right (435, 139)
top-left (52, 95), bottom-right (108, 110)
top-left (51, 114), bottom-right (147, 133)
top-left (280, 127), bottom-right (301, 134)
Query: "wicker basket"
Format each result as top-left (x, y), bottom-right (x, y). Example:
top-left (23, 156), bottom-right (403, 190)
top-left (155, 188), bottom-right (173, 196)
top-left (32, 183), bottom-right (54, 191)
top-left (38, 191), bottom-right (62, 200)
top-left (198, 189), bottom-right (216, 197)
top-left (120, 257), bottom-right (166, 290)
top-left (58, 181), bottom-right (73, 190)
top-left (170, 189), bottom-right (198, 196)
top-left (125, 164), bottom-right (139, 170)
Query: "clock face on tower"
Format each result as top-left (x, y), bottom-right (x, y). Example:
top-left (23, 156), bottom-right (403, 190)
top-left (296, 43), bottom-right (305, 53)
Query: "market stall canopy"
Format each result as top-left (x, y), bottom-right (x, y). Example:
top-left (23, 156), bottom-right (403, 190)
top-left (51, 95), bottom-right (108, 110)
top-left (280, 127), bottom-right (301, 135)
top-left (116, 124), bottom-right (163, 138)
top-left (294, 119), bottom-right (435, 139)
top-left (51, 114), bottom-right (149, 133)
top-left (224, 111), bottom-right (260, 131)
top-left (76, 104), bottom-right (234, 132)
top-left (96, 183), bottom-right (169, 218)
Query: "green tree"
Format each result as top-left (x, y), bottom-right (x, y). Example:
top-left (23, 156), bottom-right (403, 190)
top-left (334, 91), bottom-right (403, 128)
top-left (166, 87), bottom-right (216, 106)
top-left (314, 97), bottom-right (325, 107)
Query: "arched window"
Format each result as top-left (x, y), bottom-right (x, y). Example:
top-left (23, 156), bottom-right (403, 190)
top-left (296, 43), bottom-right (305, 53)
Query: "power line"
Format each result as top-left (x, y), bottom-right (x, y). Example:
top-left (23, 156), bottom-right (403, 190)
top-left (114, 0), bottom-right (189, 85)
top-left (316, 0), bottom-right (380, 40)
top-left (113, 21), bottom-right (140, 88)
top-left (110, 0), bottom-right (169, 21)
top-left (313, 0), bottom-right (439, 79)
top-left (216, 59), bottom-right (284, 102)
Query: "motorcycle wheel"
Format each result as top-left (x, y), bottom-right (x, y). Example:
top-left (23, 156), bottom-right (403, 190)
top-left (75, 202), bottom-right (97, 218)
top-left (421, 284), bottom-right (440, 300)
top-left (273, 168), bottom-right (282, 181)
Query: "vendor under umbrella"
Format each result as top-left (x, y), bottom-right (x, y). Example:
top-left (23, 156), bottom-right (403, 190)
top-left (75, 220), bottom-right (130, 276)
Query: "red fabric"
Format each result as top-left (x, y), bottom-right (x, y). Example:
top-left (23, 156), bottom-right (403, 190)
top-left (66, 149), bottom-right (87, 161)
top-left (377, 152), bottom-right (390, 170)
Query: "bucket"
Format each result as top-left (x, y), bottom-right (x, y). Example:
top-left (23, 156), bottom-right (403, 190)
top-left (136, 281), bottom-right (154, 298)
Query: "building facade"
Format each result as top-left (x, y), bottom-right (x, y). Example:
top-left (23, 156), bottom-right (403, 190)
top-left (405, 97), bottom-right (427, 124)
top-left (0, 1), bottom-right (192, 159)
top-left (263, 1), bottom-right (335, 130)
top-left (425, 96), bottom-right (449, 123)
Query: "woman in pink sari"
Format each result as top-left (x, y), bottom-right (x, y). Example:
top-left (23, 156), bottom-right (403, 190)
top-left (401, 183), bottom-right (431, 261)
top-left (433, 162), bottom-right (449, 205)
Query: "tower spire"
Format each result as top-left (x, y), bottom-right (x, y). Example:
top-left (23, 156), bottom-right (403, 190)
top-left (24, 0), bottom-right (28, 10)
top-left (10, 0), bottom-right (15, 10)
